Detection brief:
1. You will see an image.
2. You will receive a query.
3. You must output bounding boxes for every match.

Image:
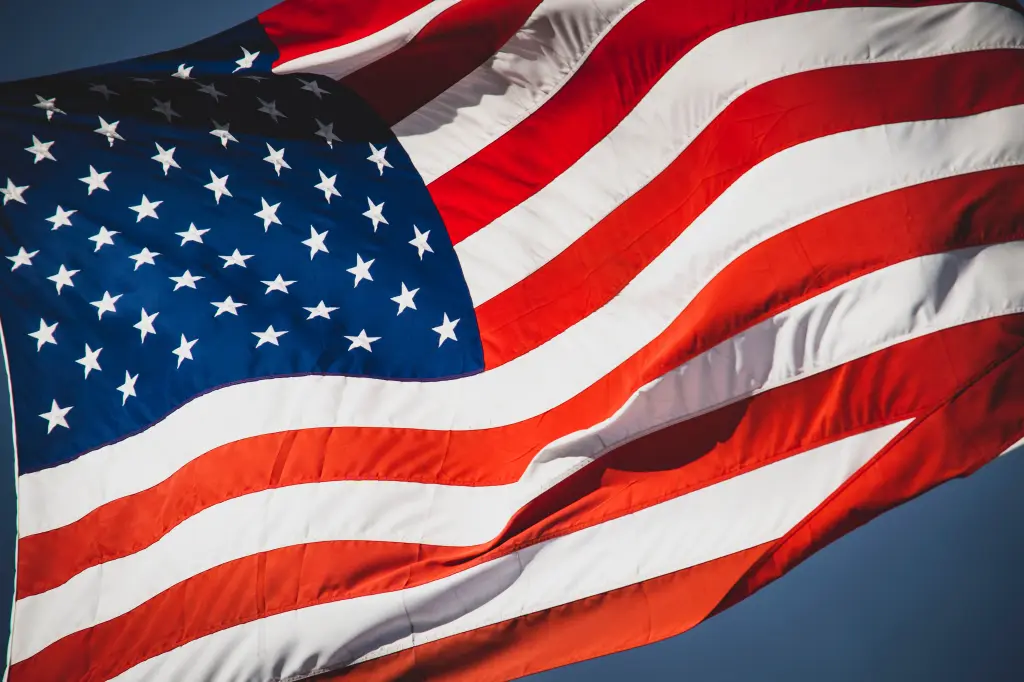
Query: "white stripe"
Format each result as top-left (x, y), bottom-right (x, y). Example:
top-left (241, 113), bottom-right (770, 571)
top-left (1000, 436), bottom-right (1024, 457)
top-left (395, 0), bottom-right (644, 184)
top-left (271, 0), bottom-right (465, 80)
top-left (15, 241), bottom-right (1024, 664)
top-left (107, 422), bottom-right (910, 681)
top-left (454, 1), bottom-right (1024, 306)
top-left (17, 103), bottom-right (1024, 539)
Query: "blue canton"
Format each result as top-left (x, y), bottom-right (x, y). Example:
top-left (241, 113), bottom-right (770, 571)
top-left (0, 21), bottom-right (483, 474)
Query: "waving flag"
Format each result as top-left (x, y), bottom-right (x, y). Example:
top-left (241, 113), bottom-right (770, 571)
top-left (3, 1), bottom-right (1024, 680)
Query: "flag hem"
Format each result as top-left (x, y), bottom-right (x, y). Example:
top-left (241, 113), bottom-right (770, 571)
top-left (0, 319), bottom-right (21, 682)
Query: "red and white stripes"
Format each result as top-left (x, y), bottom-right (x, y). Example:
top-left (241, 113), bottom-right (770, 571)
top-left (10, 1), bottom-right (1024, 680)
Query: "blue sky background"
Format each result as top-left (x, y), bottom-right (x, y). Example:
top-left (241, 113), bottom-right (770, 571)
top-left (1, 1), bottom-right (1022, 679)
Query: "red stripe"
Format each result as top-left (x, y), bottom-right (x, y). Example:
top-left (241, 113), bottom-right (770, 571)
top-left (327, 345), bottom-right (1024, 681)
top-left (719, 329), bottom-right (1024, 613)
top-left (429, 0), bottom-right (990, 245)
top-left (18, 166), bottom-right (1024, 600)
top-left (323, 544), bottom-right (774, 682)
top-left (259, 0), bottom-right (435, 68)
top-left (475, 49), bottom-right (1024, 368)
top-left (342, 0), bottom-right (543, 124)
top-left (15, 315), bottom-right (1024, 682)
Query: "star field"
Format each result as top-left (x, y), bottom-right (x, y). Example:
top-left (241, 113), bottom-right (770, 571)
top-left (0, 21), bottom-right (482, 473)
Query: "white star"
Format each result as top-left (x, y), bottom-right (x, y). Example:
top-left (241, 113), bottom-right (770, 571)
top-left (117, 371), bottom-right (138, 405)
top-left (7, 247), bottom-right (38, 271)
top-left (25, 135), bottom-right (55, 163)
top-left (409, 225), bottom-right (434, 260)
top-left (172, 334), bottom-right (198, 368)
top-left (263, 144), bottom-right (291, 176)
top-left (28, 319), bottom-right (57, 351)
top-left (131, 77), bottom-right (158, 85)
top-left (210, 120), bottom-right (238, 148)
top-left (170, 269), bottom-right (204, 290)
top-left (152, 143), bottom-right (180, 175)
top-left (257, 98), bottom-right (287, 123)
top-left (299, 78), bottom-right (329, 99)
top-left (47, 264), bottom-right (79, 294)
top-left (196, 81), bottom-right (226, 102)
top-left (211, 295), bottom-right (246, 317)
top-left (46, 205), bottom-right (76, 230)
top-left (234, 46), bottom-right (260, 72)
top-left (130, 195), bottom-right (161, 222)
top-left (176, 222), bottom-right (209, 246)
top-left (94, 116), bottom-right (124, 146)
top-left (76, 344), bottom-right (102, 378)
top-left (39, 399), bottom-right (72, 433)
top-left (344, 329), bottom-right (380, 352)
top-left (432, 313), bottom-right (460, 347)
top-left (391, 283), bottom-right (419, 315)
top-left (314, 170), bottom-right (340, 203)
top-left (261, 274), bottom-right (296, 294)
top-left (204, 171), bottom-right (232, 204)
top-left (314, 118), bottom-right (340, 147)
top-left (254, 198), bottom-right (281, 231)
top-left (129, 247), bottom-right (160, 270)
top-left (33, 95), bottom-right (64, 121)
top-left (253, 325), bottom-right (288, 348)
top-left (302, 226), bottom-right (329, 260)
top-left (346, 254), bottom-right (374, 287)
top-left (303, 301), bottom-right (338, 320)
top-left (367, 143), bottom-right (393, 176)
top-left (173, 63), bottom-right (194, 80)
top-left (90, 291), bottom-right (122, 319)
top-left (130, 248), bottom-right (159, 272)
top-left (89, 226), bottom-right (118, 251)
top-left (220, 248), bottom-right (253, 268)
top-left (133, 308), bottom-right (159, 343)
top-left (79, 165), bottom-right (111, 195)
top-left (1, 178), bottom-right (28, 205)
top-left (89, 83), bottom-right (118, 100)
top-left (362, 198), bottom-right (388, 232)
top-left (151, 98), bottom-right (181, 122)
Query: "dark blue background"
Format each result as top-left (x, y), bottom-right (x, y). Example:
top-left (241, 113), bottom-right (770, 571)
top-left (1, 2), bottom-right (1022, 679)
top-left (0, 30), bottom-right (483, 474)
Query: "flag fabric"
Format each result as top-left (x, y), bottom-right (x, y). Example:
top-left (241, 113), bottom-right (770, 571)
top-left (2, 0), bottom-right (1024, 680)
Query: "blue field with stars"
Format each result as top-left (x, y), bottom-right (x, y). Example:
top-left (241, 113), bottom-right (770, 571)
top-left (0, 19), bottom-right (483, 475)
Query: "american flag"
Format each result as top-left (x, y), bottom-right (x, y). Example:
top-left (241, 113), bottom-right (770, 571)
top-left (2, 0), bottom-right (1024, 680)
